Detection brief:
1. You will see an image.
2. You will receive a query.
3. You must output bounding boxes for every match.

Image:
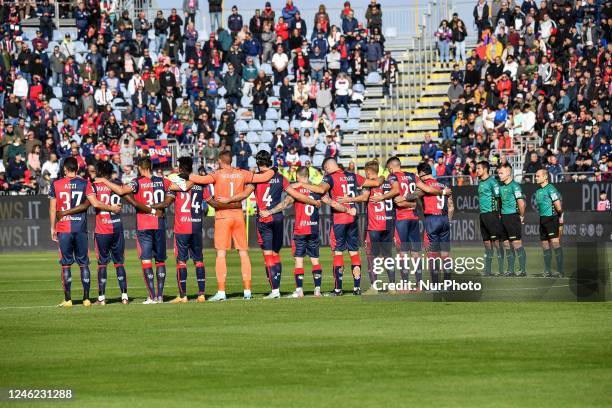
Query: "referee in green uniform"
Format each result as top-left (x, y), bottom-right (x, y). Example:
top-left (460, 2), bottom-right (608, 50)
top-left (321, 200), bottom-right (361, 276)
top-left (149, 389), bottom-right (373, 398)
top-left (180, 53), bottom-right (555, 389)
top-left (497, 163), bottom-right (527, 277)
top-left (534, 169), bottom-right (564, 277)
top-left (476, 161), bottom-right (504, 276)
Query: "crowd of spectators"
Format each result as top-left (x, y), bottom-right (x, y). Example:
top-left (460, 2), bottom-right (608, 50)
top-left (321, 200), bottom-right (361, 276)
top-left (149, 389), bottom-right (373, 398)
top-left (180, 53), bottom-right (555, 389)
top-left (0, 0), bottom-right (391, 194)
top-left (422, 1), bottom-right (612, 185)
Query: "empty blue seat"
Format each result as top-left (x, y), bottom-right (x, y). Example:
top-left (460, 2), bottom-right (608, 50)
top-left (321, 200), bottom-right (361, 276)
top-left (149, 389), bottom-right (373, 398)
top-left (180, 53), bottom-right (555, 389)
top-left (263, 119), bottom-right (276, 131)
top-left (248, 157), bottom-right (257, 168)
top-left (348, 107), bottom-right (361, 119)
top-left (240, 95), bottom-right (252, 107)
top-left (289, 119), bottom-right (301, 129)
top-left (345, 119), bottom-right (359, 131)
top-left (257, 143), bottom-right (271, 153)
top-left (235, 120), bottom-right (249, 132)
top-left (335, 107), bottom-right (348, 119)
top-left (246, 131), bottom-right (260, 143)
top-left (260, 131), bottom-right (273, 143)
top-left (277, 119), bottom-right (289, 131)
top-left (312, 154), bottom-right (325, 167)
top-left (352, 83), bottom-right (365, 94)
top-left (315, 143), bottom-right (327, 152)
top-left (366, 72), bottom-right (382, 84)
top-left (249, 120), bottom-right (263, 131)
top-left (261, 63), bottom-right (273, 75)
top-left (332, 120), bottom-right (346, 129)
top-left (265, 109), bottom-right (278, 121)
top-left (49, 98), bottom-right (62, 111)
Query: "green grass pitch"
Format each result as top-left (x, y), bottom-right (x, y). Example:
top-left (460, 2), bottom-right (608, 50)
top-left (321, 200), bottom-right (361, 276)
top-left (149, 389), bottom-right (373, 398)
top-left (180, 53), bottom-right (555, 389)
top-left (0, 248), bottom-right (610, 407)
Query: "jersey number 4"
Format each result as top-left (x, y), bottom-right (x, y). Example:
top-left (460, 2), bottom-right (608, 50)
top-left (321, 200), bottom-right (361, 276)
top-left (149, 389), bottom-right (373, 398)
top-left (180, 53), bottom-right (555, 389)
top-left (179, 192), bottom-right (201, 214)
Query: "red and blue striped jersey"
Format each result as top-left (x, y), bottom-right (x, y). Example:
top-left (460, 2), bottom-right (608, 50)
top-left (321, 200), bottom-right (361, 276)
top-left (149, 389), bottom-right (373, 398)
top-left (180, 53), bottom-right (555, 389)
top-left (423, 178), bottom-right (449, 215)
top-left (323, 170), bottom-right (366, 224)
top-left (173, 184), bottom-right (211, 234)
top-left (92, 180), bottom-right (123, 234)
top-left (293, 186), bottom-right (321, 235)
top-left (254, 169), bottom-right (289, 223)
top-left (366, 179), bottom-right (395, 231)
top-left (388, 171), bottom-right (420, 220)
top-left (49, 176), bottom-right (94, 233)
top-left (129, 176), bottom-right (174, 230)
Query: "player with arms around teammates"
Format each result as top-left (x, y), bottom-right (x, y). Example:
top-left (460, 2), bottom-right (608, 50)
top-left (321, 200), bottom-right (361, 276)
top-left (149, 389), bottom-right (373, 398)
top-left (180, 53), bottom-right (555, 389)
top-left (296, 157), bottom-right (383, 296)
top-left (186, 150), bottom-right (276, 301)
top-left (476, 161), bottom-right (505, 276)
top-left (382, 156), bottom-right (450, 285)
top-left (98, 157), bottom-right (174, 304)
top-left (497, 163), bottom-right (527, 277)
top-left (49, 157), bottom-right (121, 307)
top-left (151, 157), bottom-right (242, 303)
top-left (534, 169), bottom-right (564, 277)
top-left (395, 163), bottom-right (455, 285)
top-left (337, 161), bottom-right (395, 291)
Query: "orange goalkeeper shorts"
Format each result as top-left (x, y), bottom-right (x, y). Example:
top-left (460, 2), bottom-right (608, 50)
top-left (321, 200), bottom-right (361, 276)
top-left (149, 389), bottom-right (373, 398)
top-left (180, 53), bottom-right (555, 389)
top-left (214, 216), bottom-right (248, 250)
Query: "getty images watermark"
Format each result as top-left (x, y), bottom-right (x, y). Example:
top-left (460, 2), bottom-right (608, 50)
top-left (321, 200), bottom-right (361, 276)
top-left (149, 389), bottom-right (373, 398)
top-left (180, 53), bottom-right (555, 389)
top-left (370, 254), bottom-right (486, 292)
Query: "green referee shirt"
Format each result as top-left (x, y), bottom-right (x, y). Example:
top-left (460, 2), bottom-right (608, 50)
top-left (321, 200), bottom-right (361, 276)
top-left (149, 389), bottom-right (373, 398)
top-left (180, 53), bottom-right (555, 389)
top-left (535, 183), bottom-right (561, 217)
top-left (499, 180), bottom-right (525, 215)
top-left (478, 176), bottom-right (500, 213)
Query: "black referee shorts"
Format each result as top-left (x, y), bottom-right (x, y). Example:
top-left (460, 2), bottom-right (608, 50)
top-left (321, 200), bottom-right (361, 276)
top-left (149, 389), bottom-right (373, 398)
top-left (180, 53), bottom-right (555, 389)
top-left (540, 216), bottom-right (560, 241)
top-left (479, 212), bottom-right (504, 241)
top-left (501, 213), bottom-right (522, 241)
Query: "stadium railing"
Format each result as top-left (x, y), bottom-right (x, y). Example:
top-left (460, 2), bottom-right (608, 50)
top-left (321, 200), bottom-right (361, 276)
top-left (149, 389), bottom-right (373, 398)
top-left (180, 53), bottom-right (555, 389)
top-left (361, 0), bottom-right (451, 163)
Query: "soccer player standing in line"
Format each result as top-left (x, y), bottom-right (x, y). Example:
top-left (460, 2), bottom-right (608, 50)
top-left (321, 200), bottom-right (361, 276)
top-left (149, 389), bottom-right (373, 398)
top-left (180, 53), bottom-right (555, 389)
top-left (99, 158), bottom-right (174, 304)
top-left (383, 156), bottom-right (449, 284)
top-left (152, 157), bottom-right (242, 303)
top-left (497, 163), bottom-right (527, 277)
top-left (476, 161), bottom-right (505, 276)
top-left (57, 161), bottom-right (150, 305)
top-left (534, 169), bottom-right (564, 277)
top-left (416, 163), bottom-right (454, 283)
top-left (186, 150), bottom-right (275, 301)
top-left (296, 157), bottom-right (383, 296)
top-left (218, 151), bottom-right (291, 299)
top-left (337, 161), bottom-right (395, 290)
top-left (49, 157), bottom-right (121, 307)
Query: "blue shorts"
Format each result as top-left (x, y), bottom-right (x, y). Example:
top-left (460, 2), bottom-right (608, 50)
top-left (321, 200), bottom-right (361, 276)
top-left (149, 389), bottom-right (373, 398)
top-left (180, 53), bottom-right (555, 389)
top-left (395, 219), bottom-right (422, 252)
top-left (256, 218), bottom-right (284, 253)
top-left (330, 221), bottom-right (360, 252)
top-left (424, 215), bottom-right (451, 252)
top-left (365, 230), bottom-right (394, 258)
top-left (94, 230), bottom-right (125, 265)
top-left (136, 229), bottom-right (167, 262)
top-left (57, 232), bottom-right (89, 266)
top-left (293, 233), bottom-right (320, 258)
top-left (174, 233), bottom-right (203, 262)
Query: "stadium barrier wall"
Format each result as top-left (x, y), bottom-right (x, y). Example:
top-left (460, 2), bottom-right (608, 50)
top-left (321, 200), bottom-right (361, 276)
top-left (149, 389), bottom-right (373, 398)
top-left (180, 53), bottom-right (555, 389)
top-left (0, 182), bottom-right (610, 253)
